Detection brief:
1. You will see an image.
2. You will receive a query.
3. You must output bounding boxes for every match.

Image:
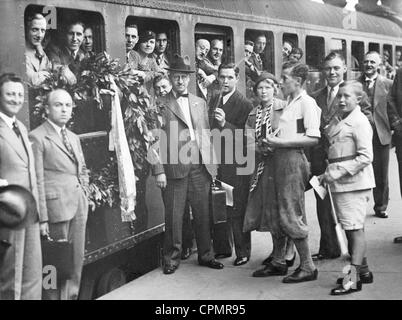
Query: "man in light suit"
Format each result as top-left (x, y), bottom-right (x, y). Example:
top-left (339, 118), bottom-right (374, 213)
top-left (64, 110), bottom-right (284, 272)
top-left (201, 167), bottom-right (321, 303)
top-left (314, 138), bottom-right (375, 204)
top-left (153, 55), bottom-right (223, 274)
top-left (358, 51), bottom-right (393, 219)
top-left (0, 73), bottom-right (42, 300)
top-left (29, 88), bottom-right (89, 300)
top-left (311, 52), bottom-right (373, 261)
top-left (25, 13), bottom-right (52, 86)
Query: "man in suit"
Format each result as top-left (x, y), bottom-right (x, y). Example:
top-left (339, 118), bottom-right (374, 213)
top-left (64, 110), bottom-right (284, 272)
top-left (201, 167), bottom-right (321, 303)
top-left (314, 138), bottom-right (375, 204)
top-left (152, 32), bottom-right (170, 70)
top-left (387, 67), bottom-right (402, 243)
top-left (29, 88), bottom-right (89, 300)
top-left (249, 34), bottom-right (266, 73)
top-left (47, 21), bottom-right (86, 84)
top-left (81, 26), bottom-right (95, 58)
top-left (154, 55), bottom-right (223, 274)
top-left (0, 73), bottom-right (42, 300)
top-left (358, 51), bottom-right (393, 219)
top-left (125, 24), bottom-right (139, 62)
top-left (209, 63), bottom-right (253, 266)
top-left (25, 13), bottom-right (52, 86)
top-left (311, 52), bottom-right (373, 261)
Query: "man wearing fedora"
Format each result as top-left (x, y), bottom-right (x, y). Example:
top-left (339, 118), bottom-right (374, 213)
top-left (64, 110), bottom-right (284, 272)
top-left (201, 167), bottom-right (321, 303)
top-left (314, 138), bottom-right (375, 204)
top-left (29, 88), bottom-right (89, 300)
top-left (0, 73), bottom-right (42, 300)
top-left (153, 54), bottom-right (223, 274)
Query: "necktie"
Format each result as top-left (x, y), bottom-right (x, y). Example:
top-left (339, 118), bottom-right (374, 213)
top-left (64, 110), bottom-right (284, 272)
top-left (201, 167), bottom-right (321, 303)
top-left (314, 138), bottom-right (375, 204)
top-left (12, 121), bottom-right (21, 138)
top-left (366, 79), bottom-right (373, 89)
top-left (156, 55), bottom-right (162, 66)
top-left (61, 127), bottom-right (76, 161)
top-left (249, 103), bottom-right (273, 193)
top-left (327, 87), bottom-right (335, 107)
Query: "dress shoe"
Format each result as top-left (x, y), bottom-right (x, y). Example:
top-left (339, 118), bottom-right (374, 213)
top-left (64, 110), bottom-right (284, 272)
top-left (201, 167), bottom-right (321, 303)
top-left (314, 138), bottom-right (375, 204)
top-left (282, 268), bottom-right (318, 283)
top-left (252, 263), bottom-right (288, 277)
top-left (336, 271), bottom-right (373, 285)
top-left (233, 257), bottom-right (249, 266)
top-left (262, 256), bottom-right (273, 265)
top-left (200, 259), bottom-right (224, 269)
top-left (375, 211), bottom-right (388, 218)
top-left (163, 265), bottom-right (177, 275)
top-left (330, 281), bottom-right (362, 295)
top-left (181, 248), bottom-right (192, 260)
top-left (394, 236), bottom-right (402, 243)
top-left (215, 253), bottom-right (232, 259)
top-left (285, 253), bottom-right (296, 267)
top-left (312, 253), bottom-right (340, 261)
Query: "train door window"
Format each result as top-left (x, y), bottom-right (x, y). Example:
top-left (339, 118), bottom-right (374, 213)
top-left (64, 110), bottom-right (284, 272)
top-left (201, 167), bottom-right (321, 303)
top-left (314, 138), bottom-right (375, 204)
top-left (396, 46), bottom-right (402, 69)
top-left (351, 41), bottom-right (364, 71)
top-left (283, 33), bottom-right (298, 62)
top-left (125, 16), bottom-right (180, 62)
top-left (330, 38), bottom-right (347, 63)
top-left (383, 44), bottom-right (393, 67)
top-left (24, 5), bottom-right (106, 134)
top-left (244, 29), bottom-right (274, 100)
top-left (369, 42), bottom-right (380, 53)
top-left (305, 36), bottom-right (325, 94)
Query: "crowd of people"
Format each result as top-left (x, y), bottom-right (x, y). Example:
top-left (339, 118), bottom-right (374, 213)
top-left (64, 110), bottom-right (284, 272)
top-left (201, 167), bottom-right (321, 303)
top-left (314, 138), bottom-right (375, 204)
top-left (1, 12), bottom-right (402, 300)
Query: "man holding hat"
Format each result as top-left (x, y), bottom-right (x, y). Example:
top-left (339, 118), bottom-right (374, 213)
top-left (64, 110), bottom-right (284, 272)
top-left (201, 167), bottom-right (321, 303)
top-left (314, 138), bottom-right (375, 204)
top-left (153, 54), bottom-right (223, 274)
top-left (0, 73), bottom-right (42, 300)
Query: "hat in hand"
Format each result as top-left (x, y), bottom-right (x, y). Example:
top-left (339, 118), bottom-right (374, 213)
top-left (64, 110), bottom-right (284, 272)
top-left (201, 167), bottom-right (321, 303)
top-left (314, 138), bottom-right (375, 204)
top-left (0, 185), bottom-right (39, 229)
top-left (165, 54), bottom-right (195, 73)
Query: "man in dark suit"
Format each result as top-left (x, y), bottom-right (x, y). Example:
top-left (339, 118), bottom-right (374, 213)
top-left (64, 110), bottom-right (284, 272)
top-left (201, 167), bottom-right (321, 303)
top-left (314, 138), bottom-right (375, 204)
top-left (209, 63), bottom-right (253, 266)
top-left (358, 51), bottom-right (393, 219)
top-left (0, 73), bottom-right (42, 300)
top-left (311, 52), bottom-right (373, 261)
top-left (153, 55), bottom-right (223, 274)
top-left (29, 89), bottom-right (89, 300)
top-left (387, 67), bottom-right (402, 243)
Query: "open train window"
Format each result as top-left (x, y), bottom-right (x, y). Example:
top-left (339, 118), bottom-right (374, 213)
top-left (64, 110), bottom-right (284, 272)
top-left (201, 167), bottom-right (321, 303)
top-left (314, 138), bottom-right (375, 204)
top-left (396, 46), bottom-right (402, 69)
top-left (125, 16), bottom-right (180, 61)
top-left (283, 33), bottom-right (298, 62)
top-left (369, 42), bottom-right (380, 53)
top-left (383, 44), bottom-right (393, 67)
top-left (24, 5), bottom-right (106, 134)
top-left (330, 38), bottom-right (347, 64)
top-left (305, 36), bottom-right (324, 71)
top-left (351, 41), bottom-right (364, 71)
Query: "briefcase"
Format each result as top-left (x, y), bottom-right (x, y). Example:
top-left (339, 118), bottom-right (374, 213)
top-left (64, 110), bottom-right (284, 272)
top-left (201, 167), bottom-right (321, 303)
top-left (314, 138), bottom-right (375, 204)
top-left (210, 180), bottom-right (227, 224)
top-left (41, 236), bottom-right (74, 281)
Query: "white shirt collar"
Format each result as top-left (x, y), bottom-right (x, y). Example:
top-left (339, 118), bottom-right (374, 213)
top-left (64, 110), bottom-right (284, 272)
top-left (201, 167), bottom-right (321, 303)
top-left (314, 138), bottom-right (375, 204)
top-left (0, 111), bottom-right (16, 129)
top-left (365, 73), bottom-right (378, 82)
top-left (222, 88), bottom-right (236, 105)
top-left (47, 119), bottom-right (65, 136)
top-left (286, 89), bottom-right (306, 106)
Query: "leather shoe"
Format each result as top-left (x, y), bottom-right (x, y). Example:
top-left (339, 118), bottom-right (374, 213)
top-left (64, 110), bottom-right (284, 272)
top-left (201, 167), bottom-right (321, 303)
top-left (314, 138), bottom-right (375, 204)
top-left (394, 236), bottom-right (402, 243)
top-left (286, 253), bottom-right (296, 267)
top-left (312, 253), bottom-right (340, 261)
top-left (262, 255), bottom-right (273, 265)
top-left (181, 248), bottom-right (192, 260)
top-left (215, 253), bottom-right (231, 259)
top-left (233, 257), bottom-right (249, 266)
top-left (252, 263), bottom-right (288, 277)
top-left (336, 271), bottom-right (373, 285)
top-left (200, 259), bottom-right (224, 269)
top-left (331, 281), bottom-right (362, 295)
top-left (375, 211), bottom-right (388, 218)
top-left (163, 265), bottom-right (177, 275)
top-left (282, 268), bottom-right (318, 283)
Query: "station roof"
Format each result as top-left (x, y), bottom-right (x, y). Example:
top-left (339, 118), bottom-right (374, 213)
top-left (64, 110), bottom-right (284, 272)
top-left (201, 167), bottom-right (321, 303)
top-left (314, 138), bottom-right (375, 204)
top-left (164, 0), bottom-right (402, 37)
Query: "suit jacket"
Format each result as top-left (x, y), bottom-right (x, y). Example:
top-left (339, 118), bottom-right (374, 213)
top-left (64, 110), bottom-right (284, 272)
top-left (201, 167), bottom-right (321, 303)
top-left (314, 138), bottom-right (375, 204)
top-left (0, 117), bottom-right (39, 238)
top-left (47, 45), bottom-right (86, 76)
top-left (325, 106), bottom-right (375, 193)
top-left (358, 74), bottom-right (393, 145)
top-left (25, 47), bottom-right (52, 86)
top-left (153, 92), bottom-right (218, 179)
top-left (29, 121), bottom-right (89, 223)
top-left (388, 68), bottom-right (402, 126)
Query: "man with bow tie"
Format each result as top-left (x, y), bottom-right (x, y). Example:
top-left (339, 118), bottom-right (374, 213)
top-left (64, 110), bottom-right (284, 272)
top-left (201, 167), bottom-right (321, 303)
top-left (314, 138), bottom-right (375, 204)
top-left (358, 51), bottom-right (393, 219)
top-left (153, 55), bottom-right (223, 274)
top-left (29, 89), bottom-right (89, 299)
top-left (25, 13), bottom-right (52, 86)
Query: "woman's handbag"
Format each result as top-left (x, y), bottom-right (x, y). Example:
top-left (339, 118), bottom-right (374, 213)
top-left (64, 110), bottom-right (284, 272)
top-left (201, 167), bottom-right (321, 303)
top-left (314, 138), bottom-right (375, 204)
top-left (41, 235), bottom-right (74, 281)
top-left (210, 180), bottom-right (227, 224)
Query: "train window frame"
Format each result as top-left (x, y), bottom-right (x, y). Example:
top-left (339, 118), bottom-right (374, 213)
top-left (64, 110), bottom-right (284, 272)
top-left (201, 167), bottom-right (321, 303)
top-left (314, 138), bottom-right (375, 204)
top-left (351, 40), bottom-right (364, 72)
top-left (396, 45), bottom-right (402, 68)
top-left (194, 23), bottom-right (234, 65)
top-left (305, 35), bottom-right (325, 72)
top-left (24, 4), bottom-right (107, 134)
top-left (244, 29), bottom-right (275, 73)
top-left (125, 16), bottom-right (180, 62)
top-left (282, 33), bottom-right (298, 62)
top-left (383, 44), bottom-right (393, 67)
top-left (369, 42), bottom-right (380, 54)
top-left (329, 38), bottom-right (347, 64)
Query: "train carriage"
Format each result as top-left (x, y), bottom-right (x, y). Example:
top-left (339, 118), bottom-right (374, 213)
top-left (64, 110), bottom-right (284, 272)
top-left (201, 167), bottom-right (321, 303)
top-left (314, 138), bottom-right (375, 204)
top-left (1, 0), bottom-right (402, 299)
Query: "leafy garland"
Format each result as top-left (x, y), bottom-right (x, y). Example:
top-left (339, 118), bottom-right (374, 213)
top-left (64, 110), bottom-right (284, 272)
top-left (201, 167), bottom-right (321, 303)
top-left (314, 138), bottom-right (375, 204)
top-left (32, 52), bottom-right (160, 211)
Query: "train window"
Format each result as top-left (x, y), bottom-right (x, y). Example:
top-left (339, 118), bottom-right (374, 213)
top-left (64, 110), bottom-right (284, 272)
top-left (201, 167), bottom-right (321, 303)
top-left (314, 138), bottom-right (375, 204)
top-left (24, 5), bottom-right (106, 134)
top-left (330, 38), bottom-right (347, 63)
top-left (244, 29), bottom-right (274, 100)
top-left (305, 36), bottom-right (325, 71)
top-left (351, 41), bottom-right (364, 71)
top-left (383, 44), bottom-right (393, 66)
top-left (283, 33), bottom-right (298, 62)
top-left (396, 46), bottom-right (402, 69)
top-left (369, 42), bottom-right (380, 53)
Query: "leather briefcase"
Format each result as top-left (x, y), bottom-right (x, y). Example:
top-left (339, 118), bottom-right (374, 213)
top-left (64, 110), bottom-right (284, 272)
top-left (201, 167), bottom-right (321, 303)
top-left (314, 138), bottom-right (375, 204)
top-left (210, 180), bottom-right (227, 224)
top-left (41, 236), bottom-right (74, 281)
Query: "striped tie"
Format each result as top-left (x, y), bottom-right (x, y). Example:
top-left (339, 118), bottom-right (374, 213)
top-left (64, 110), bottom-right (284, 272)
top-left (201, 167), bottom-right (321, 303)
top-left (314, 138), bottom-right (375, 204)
top-left (61, 127), bottom-right (76, 162)
top-left (249, 102), bottom-right (273, 193)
